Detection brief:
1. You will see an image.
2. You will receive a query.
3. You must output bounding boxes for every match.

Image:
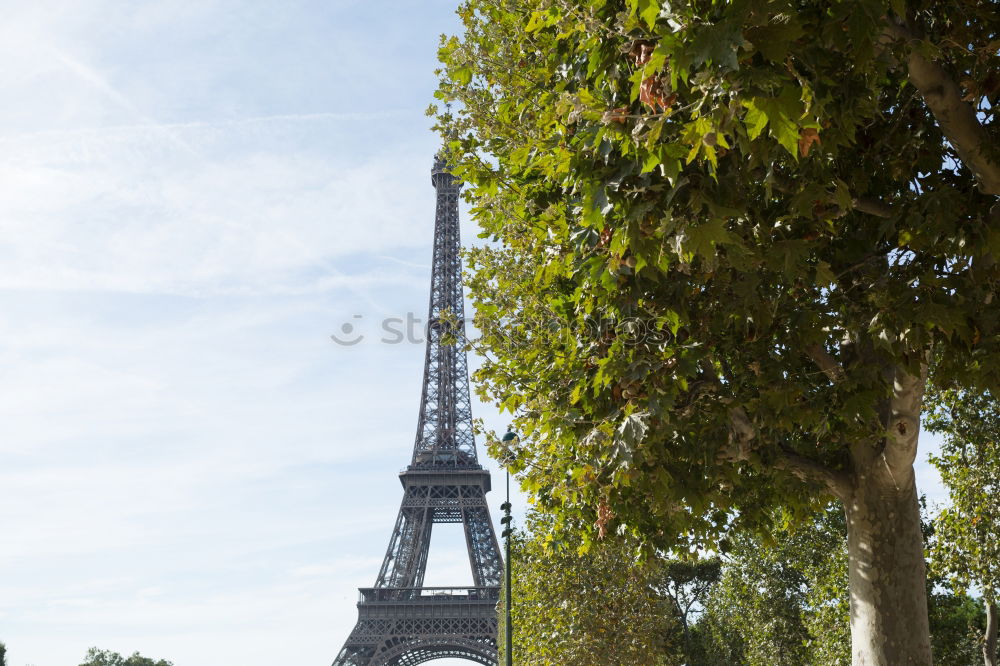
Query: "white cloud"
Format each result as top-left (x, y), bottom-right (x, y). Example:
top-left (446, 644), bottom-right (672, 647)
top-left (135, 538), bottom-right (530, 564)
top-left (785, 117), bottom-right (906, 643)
top-left (0, 124), bottom-right (434, 296)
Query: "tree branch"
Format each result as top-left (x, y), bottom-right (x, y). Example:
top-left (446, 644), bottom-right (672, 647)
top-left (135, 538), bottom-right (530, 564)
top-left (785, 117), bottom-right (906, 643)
top-left (806, 344), bottom-right (846, 383)
top-left (770, 172), bottom-right (893, 218)
top-left (852, 196), bottom-right (893, 219)
top-left (717, 406), bottom-right (755, 462)
top-left (884, 21), bottom-right (1000, 195)
top-left (717, 402), bottom-right (852, 499)
top-left (775, 446), bottom-right (852, 501)
top-left (883, 363), bottom-right (928, 476)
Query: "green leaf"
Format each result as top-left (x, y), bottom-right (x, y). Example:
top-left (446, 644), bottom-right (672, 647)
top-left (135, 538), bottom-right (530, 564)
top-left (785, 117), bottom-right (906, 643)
top-left (641, 150), bottom-right (661, 174)
top-left (743, 100), bottom-right (769, 140)
top-left (749, 87), bottom-right (803, 157)
top-left (637, 0), bottom-right (659, 29)
top-left (452, 66), bottom-right (473, 86)
top-left (525, 7), bottom-right (559, 33)
top-left (745, 18), bottom-right (806, 63)
top-left (815, 260), bottom-right (834, 285)
top-left (688, 20), bottom-right (742, 71)
top-left (612, 411), bottom-right (650, 466)
top-left (682, 219), bottom-right (735, 259)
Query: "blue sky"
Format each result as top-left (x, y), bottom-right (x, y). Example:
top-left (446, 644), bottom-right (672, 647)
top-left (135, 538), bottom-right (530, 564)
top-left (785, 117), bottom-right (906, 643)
top-left (0, 2), bottom-right (949, 665)
top-left (0, 2), bottom-right (515, 664)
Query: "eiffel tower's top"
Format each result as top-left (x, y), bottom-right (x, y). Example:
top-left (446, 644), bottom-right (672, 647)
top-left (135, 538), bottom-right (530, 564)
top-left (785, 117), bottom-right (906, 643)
top-left (431, 152), bottom-right (449, 181)
top-left (410, 154), bottom-right (480, 469)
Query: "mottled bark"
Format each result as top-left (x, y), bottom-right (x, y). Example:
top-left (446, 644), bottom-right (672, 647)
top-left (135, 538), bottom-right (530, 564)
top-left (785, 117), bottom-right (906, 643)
top-left (985, 601), bottom-right (998, 666)
top-left (844, 468), bottom-right (932, 665)
top-left (844, 366), bottom-right (933, 665)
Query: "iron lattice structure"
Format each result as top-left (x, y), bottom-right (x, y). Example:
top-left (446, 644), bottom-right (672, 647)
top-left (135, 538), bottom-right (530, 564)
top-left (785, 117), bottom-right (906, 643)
top-left (332, 156), bottom-right (503, 666)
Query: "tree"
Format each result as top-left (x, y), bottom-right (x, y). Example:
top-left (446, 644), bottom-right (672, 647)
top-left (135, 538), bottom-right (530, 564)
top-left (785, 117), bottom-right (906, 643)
top-left (1, 641), bottom-right (6, 666)
top-left (692, 505), bottom-right (849, 666)
top-left (499, 511), bottom-right (685, 665)
top-left (927, 584), bottom-right (986, 666)
top-left (80, 648), bottom-right (173, 666)
top-left (435, 1), bottom-right (1000, 663)
top-left (655, 557), bottom-right (720, 656)
top-left (924, 386), bottom-right (1000, 666)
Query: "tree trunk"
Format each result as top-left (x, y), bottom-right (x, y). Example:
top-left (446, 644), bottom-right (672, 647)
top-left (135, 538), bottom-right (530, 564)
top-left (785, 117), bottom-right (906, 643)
top-left (985, 601), bottom-right (999, 666)
top-left (840, 366), bottom-right (933, 665)
top-left (844, 468), bottom-right (933, 665)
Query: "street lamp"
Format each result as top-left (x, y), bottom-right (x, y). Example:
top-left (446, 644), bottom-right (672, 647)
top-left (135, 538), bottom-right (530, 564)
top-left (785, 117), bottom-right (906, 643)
top-left (500, 430), bottom-right (518, 666)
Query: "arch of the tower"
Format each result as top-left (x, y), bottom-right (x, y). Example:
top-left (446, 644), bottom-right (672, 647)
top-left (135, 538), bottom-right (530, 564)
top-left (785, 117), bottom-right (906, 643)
top-left (377, 637), bottom-right (497, 666)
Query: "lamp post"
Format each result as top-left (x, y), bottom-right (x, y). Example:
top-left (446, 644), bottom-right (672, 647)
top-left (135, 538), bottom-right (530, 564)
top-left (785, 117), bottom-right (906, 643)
top-left (500, 431), bottom-right (518, 666)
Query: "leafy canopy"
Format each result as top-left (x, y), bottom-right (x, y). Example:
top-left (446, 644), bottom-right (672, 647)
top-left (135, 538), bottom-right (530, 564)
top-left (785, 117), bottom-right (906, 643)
top-left (436, 0), bottom-right (1000, 549)
top-left (500, 511), bottom-right (686, 665)
top-left (924, 386), bottom-right (1000, 605)
top-left (79, 648), bottom-right (173, 666)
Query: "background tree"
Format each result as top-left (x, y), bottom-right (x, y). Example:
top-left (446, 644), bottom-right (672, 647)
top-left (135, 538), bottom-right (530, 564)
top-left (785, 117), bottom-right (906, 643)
top-left (1, 640), bottom-right (6, 666)
top-left (436, 0), bottom-right (1000, 662)
top-left (79, 647), bottom-right (173, 666)
top-left (502, 507), bottom-right (983, 665)
top-left (499, 511), bottom-right (685, 665)
top-left (924, 386), bottom-right (1000, 666)
top-left (655, 557), bottom-right (720, 656)
top-left (693, 505), bottom-right (849, 666)
top-left (926, 582), bottom-right (986, 666)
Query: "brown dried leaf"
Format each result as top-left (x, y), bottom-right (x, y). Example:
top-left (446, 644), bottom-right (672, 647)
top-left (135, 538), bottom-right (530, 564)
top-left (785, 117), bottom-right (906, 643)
top-left (595, 498), bottom-right (614, 539)
top-left (639, 77), bottom-right (675, 111)
top-left (629, 40), bottom-right (655, 67)
top-left (601, 106), bottom-right (630, 124)
top-left (798, 127), bottom-right (821, 157)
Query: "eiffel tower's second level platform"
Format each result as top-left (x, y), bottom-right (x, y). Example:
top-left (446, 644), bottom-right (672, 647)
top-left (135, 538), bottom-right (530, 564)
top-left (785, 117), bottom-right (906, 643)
top-left (332, 587), bottom-right (499, 666)
top-left (398, 466), bottom-right (491, 491)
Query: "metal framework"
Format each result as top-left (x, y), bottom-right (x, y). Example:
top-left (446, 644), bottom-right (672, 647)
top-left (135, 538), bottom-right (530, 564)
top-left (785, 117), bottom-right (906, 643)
top-left (332, 156), bottom-right (502, 666)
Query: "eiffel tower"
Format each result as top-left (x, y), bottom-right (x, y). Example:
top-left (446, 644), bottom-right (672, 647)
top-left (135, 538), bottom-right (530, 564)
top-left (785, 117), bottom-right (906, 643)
top-left (331, 155), bottom-right (503, 666)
